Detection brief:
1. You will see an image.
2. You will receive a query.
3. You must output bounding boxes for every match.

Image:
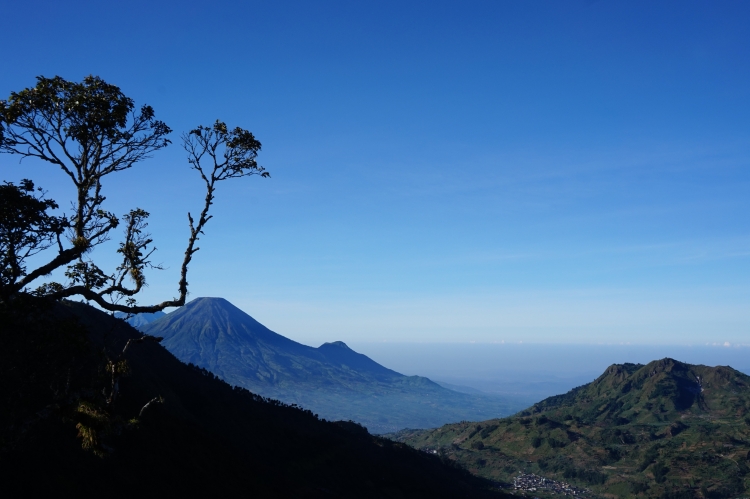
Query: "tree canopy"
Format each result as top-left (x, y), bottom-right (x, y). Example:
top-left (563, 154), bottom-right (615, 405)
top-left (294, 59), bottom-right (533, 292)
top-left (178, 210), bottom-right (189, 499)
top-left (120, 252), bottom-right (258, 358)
top-left (0, 75), bottom-right (268, 312)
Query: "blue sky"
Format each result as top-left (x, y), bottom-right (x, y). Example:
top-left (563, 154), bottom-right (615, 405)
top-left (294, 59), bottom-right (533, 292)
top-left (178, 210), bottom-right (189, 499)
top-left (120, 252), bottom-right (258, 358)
top-left (2, 0), bottom-right (749, 346)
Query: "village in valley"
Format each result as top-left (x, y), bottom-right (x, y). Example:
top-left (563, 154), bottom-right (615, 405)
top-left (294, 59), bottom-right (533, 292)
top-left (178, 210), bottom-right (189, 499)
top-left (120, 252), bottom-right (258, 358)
top-left (420, 446), bottom-right (592, 497)
top-left (511, 472), bottom-right (590, 497)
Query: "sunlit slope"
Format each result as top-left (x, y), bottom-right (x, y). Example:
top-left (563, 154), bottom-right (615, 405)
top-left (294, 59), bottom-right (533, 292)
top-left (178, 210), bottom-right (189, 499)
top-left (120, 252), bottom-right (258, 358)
top-left (141, 297), bottom-right (524, 433)
top-left (392, 359), bottom-right (750, 498)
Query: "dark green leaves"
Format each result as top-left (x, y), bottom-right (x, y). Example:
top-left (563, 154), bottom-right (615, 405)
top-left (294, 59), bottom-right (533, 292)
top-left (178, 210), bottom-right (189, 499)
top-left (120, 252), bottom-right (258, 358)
top-left (184, 120), bottom-right (268, 182)
top-left (0, 75), bottom-right (172, 177)
top-left (0, 180), bottom-right (64, 294)
top-left (65, 261), bottom-right (109, 291)
top-left (0, 75), bottom-right (173, 306)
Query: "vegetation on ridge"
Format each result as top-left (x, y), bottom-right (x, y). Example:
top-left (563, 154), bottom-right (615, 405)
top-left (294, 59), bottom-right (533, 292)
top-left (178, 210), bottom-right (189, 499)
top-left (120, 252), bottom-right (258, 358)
top-left (391, 358), bottom-right (750, 498)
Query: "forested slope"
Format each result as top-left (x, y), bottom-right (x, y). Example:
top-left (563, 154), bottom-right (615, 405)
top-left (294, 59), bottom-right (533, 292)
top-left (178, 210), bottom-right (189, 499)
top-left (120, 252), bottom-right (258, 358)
top-left (1, 296), bottom-right (506, 498)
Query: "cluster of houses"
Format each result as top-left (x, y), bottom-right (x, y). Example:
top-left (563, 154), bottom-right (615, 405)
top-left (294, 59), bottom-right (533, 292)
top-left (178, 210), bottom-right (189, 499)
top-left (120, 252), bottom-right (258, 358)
top-left (417, 448), bottom-right (592, 496)
top-left (512, 473), bottom-right (589, 496)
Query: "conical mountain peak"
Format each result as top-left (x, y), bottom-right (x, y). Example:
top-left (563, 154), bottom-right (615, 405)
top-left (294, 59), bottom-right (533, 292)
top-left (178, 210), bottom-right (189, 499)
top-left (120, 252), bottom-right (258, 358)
top-left (141, 297), bottom-right (402, 386)
top-left (141, 297), bottom-right (308, 371)
top-left (139, 297), bottom-right (520, 433)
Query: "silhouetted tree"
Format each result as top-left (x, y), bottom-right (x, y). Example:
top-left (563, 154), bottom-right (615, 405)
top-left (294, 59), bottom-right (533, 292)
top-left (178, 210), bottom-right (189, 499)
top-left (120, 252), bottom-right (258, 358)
top-left (0, 75), bottom-right (268, 312)
top-left (0, 179), bottom-right (63, 294)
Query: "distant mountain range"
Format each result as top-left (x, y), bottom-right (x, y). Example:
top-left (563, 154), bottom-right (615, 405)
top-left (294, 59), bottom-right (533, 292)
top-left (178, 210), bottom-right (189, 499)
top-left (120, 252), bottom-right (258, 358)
top-left (139, 297), bottom-right (525, 433)
top-left (392, 358), bottom-right (750, 498)
top-left (114, 310), bottom-right (165, 328)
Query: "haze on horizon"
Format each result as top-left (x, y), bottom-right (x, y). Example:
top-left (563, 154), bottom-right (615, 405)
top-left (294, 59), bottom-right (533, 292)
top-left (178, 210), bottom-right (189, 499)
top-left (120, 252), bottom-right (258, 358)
top-left (2, 1), bottom-right (748, 347)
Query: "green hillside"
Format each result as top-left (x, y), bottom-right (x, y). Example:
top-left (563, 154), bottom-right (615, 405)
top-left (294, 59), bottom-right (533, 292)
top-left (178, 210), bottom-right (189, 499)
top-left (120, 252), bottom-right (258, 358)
top-left (391, 359), bottom-right (750, 498)
top-left (1, 296), bottom-right (507, 498)
top-left (140, 297), bottom-right (525, 433)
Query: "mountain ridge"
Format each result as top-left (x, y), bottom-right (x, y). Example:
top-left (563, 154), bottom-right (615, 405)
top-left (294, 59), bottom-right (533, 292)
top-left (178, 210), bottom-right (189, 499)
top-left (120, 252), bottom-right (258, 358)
top-left (140, 297), bottom-right (523, 433)
top-left (142, 297), bottom-right (405, 385)
top-left (114, 310), bottom-right (165, 327)
top-left (391, 358), bottom-right (750, 498)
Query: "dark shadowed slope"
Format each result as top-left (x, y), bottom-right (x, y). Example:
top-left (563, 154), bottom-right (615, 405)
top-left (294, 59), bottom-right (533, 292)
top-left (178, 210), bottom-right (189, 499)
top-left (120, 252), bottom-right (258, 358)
top-left (393, 358), bottom-right (750, 498)
top-left (140, 297), bottom-right (524, 433)
top-left (1, 297), bottom-right (507, 498)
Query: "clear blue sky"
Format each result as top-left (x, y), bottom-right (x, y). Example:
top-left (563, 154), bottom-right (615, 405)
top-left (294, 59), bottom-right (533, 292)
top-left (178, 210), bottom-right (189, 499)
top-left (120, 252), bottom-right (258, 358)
top-left (2, 0), bottom-right (749, 346)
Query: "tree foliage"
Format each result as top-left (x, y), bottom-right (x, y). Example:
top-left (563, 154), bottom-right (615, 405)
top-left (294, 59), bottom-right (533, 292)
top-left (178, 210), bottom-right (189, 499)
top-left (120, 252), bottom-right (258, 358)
top-left (0, 75), bottom-right (267, 312)
top-left (0, 179), bottom-right (63, 292)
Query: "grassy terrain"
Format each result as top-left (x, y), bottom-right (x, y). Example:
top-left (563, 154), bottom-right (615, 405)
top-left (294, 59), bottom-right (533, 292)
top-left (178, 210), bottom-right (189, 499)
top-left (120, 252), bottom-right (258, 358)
top-left (390, 359), bottom-right (750, 498)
